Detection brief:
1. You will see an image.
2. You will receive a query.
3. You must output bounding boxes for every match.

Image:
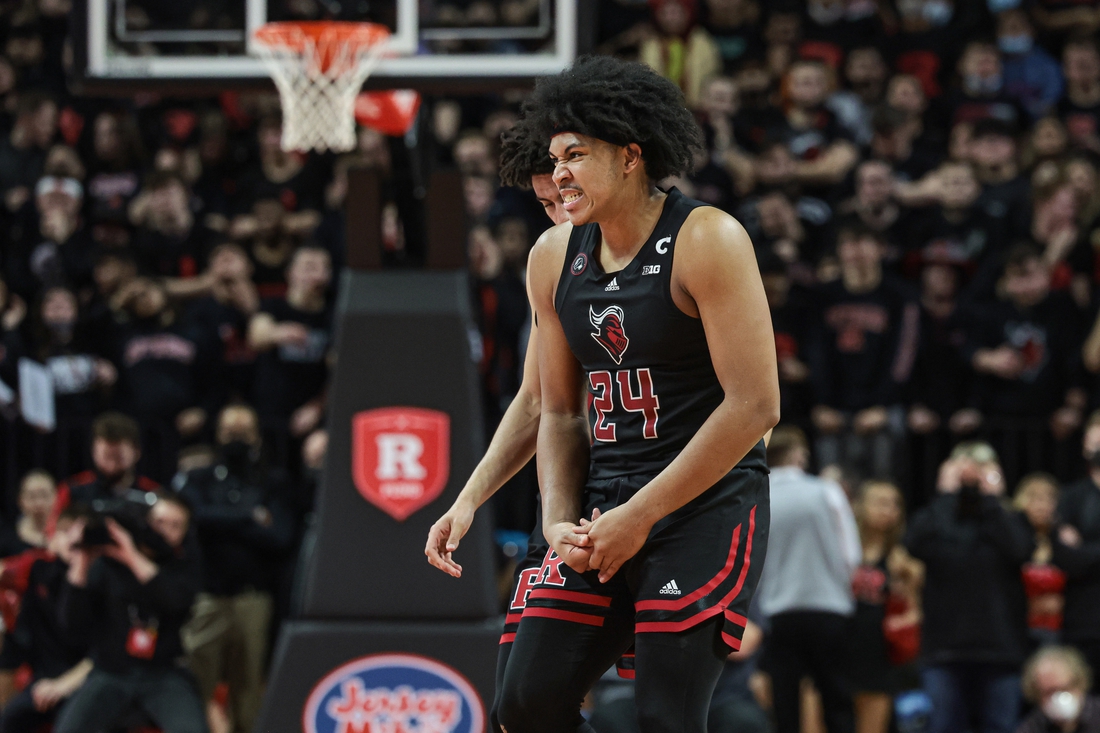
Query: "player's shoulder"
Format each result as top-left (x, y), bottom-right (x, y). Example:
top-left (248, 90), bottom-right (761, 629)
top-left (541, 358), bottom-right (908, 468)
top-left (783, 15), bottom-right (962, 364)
top-left (528, 221), bottom-right (574, 273)
top-left (676, 206), bottom-right (754, 268)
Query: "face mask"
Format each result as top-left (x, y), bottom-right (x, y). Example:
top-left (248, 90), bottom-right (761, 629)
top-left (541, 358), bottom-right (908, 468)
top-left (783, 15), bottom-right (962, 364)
top-left (999, 34), bottom-right (1033, 55)
top-left (220, 439), bottom-right (254, 468)
top-left (45, 319), bottom-right (74, 342)
top-left (1043, 692), bottom-right (1082, 724)
top-left (964, 73), bottom-right (1003, 95)
top-left (923, 0), bottom-right (954, 25)
top-left (988, 0), bottom-right (1021, 11)
top-left (808, 1), bottom-right (845, 24)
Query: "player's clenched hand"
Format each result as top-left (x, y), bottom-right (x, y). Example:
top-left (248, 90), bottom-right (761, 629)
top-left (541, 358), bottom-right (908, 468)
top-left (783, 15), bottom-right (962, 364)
top-left (575, 506), bottom-right (649, 583)
top-left (425, 502), bottom-right (476, 578)
top-left (546, 521), bottom-right (592, 574)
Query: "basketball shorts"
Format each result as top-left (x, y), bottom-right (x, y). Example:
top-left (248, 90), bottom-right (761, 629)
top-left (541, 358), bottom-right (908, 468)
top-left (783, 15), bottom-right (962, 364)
top-left (519, 467), bottom-right (769, 654)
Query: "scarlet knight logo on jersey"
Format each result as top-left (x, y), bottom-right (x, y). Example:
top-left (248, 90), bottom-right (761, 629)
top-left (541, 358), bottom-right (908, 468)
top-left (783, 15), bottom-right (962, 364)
top-left (352, 407), bottom-right (450, 521)
top-left (590, 305), bottom-right (629, 364)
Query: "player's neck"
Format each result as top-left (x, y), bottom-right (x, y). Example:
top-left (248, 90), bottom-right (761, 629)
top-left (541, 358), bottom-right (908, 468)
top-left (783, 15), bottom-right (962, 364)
top-left (595, 184), bottom-right (667, 268)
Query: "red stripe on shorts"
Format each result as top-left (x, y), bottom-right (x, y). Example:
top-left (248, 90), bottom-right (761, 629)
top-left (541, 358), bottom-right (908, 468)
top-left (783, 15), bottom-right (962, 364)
top-left (500, 633), bottom-right (516, 645)
top-left (634, 520), bottom-right (743, 612)
top-left (529, 588), bottom-right (613, 607)
top-left (635, 507), bottom-right (758, 634)
top-left (522, 607), bottom-right (605, 627)
top-left (505, 613), bottom-right (524, 624)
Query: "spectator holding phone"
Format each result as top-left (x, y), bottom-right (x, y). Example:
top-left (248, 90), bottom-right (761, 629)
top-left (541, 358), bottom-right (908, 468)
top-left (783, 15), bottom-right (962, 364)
top-left (54, 495), bottom-right (207, 733)
top-left (906, 442), bottom-right (1034, 733)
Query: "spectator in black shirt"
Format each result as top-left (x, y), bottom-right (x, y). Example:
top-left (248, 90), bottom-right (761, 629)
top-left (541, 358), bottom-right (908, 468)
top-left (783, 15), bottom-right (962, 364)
top-left (49, 412), bottom-right (160, 533)
top-left (907, 262), bottom-right (977, 497)
top-left (112, 277), bottom-right (218, 474)
top-left (0, 469), bottom-right (55, 557)
top-left (0, 507), bottom-right (91, 733)
top-left (1052, 412), bottom-right (1100, 688)
top-left (906, 442), bottom-right (1033, 733)
top-left (835, 160), bottom-right (910, 268)
top-left (248, 245), bottom-right (332, 443)
top-left (183, 243), bottom-right (260, 406)
top-left (85, 109), bottom-right (144, 248)
top-left (54, 494), bottom-right (207, 733)
top-left (178, 403), bottom-right (294, 733)
top-left (808, 225), bottom-right (920, 480)
top-left (775, 59), bottom-right (860, 191)
top-left (941, 41), bottom-right (1029, 132)
top-left (128, 172), bottom-right (217, 297)
top-left (1058, 37), bottom-right (1100, 156)
top-left (970, 119), bottom-right (1031, 239)
top-left (965, 244), bottom-right (1086, 482)
top-left (0, 92), bottom-right (56, 217)
top-left (760, 252), bottom-right (813, 427)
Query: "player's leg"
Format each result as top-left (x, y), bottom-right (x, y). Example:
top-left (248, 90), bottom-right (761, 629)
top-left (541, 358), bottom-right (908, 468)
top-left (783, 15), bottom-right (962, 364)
top-left (492, 541), bottom-right (545, 732)
top-left (498, 613), bottom-right (634, 733)
top-left (632, 618), bottom-right (728, 733)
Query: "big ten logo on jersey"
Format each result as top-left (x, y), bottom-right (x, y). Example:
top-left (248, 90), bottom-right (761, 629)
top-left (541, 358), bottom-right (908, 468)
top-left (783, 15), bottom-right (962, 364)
top-left (352, 407), bottom-right (450, 521)
top-left (302, 653), bottom-right (485, 733)
top-left (589, 368), bottom-right (660, 442)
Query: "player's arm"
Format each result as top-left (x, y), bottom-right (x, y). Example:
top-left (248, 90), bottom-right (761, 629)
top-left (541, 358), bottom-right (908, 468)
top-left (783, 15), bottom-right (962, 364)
top-left (424, 270), bottom-right (544, 577)
top-left (530, 226), bottom-right (593, 574)
top-left (582, 208), bottom-right (780, 582)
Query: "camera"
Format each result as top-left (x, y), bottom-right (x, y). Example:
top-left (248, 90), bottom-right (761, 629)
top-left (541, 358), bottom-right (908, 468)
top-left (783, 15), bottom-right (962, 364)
top-left (75, 490), bottom-right (172, 560)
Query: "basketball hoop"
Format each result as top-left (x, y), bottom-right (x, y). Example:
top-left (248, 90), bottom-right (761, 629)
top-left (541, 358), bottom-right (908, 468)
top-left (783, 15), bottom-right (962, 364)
top-left (253, 21), bottom-right (391, 153)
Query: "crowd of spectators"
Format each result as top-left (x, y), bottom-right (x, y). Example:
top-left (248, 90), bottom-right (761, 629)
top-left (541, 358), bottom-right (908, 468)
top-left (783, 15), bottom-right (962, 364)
top-left (2, 0), bottom-right (1100, 729)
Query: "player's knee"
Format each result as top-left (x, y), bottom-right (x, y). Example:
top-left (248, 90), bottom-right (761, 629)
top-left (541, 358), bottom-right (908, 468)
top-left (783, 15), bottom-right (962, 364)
top-left (497, 674), bottom-right (568, 733)
top-left (635, 693), bottom-right (705, 733)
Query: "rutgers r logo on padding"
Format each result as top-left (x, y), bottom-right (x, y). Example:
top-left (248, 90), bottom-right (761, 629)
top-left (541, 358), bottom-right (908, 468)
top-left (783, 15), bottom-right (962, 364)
top-left (571, 253), bottom-right (587, 276)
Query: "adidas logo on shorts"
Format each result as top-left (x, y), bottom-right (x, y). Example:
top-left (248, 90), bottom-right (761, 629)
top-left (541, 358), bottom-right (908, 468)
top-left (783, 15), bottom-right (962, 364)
top-left (659, 580), bottom-right (682, 595)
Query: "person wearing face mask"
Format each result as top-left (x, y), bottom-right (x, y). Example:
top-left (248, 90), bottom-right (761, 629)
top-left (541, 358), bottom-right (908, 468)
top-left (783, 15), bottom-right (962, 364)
top-left (998, 8), bottom-right (1064, 120)
top-left (941, 41), bottom-right (1029, 133)
top-left (1051, 413), bottom-right (1100, 691)
top-left (176, 402), bottom-right (293, 733)
top-left (1017, 647), bottom-right (1100, 733)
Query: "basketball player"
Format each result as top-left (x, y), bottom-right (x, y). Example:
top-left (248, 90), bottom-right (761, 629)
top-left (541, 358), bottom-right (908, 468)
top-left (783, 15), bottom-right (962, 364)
top-left (497, 56), bottom-right (778, 733)
top-left (424, 118), bottom-right (569, 731)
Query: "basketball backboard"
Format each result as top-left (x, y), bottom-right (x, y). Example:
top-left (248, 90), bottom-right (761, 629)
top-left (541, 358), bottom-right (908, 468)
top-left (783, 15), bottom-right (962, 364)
top-left (71, 0), bottom-right (585, 92)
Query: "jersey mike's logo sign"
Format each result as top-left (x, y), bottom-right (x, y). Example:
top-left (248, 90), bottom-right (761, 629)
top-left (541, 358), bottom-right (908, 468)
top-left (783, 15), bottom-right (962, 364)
top-left (302, 652), bottom-right (485, 733)
top-left (352, 407), bottom-right (450, 521)
top-left (590, 304), bottom-right (629, 364)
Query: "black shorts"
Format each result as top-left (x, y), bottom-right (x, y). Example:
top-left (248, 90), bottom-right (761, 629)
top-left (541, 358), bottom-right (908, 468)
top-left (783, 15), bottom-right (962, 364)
top-left (520, 467), bottom-right (769, 654)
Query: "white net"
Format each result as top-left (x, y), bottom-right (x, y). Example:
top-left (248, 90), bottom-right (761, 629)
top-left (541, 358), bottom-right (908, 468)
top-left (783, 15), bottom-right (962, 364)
top-left (254, 23), bottom-right (389, 153)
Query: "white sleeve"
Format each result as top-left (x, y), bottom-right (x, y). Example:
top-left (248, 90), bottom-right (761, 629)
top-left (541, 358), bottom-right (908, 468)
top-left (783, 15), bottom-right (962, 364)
top-left (823, 481), bottom-right (862, 574)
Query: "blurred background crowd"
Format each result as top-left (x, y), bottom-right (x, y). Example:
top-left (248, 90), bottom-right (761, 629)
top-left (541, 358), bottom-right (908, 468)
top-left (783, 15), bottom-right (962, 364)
top-left (0, 0), bottom-right (1099, 730)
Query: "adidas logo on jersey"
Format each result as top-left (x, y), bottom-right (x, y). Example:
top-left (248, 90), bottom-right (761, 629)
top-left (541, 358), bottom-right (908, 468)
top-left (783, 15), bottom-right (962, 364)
top-left (659, 580), bottom-right (682, 595)
top-left (642, 265), bottom-right (660, 275)
top-left (605, 277), bottom-right (620, 292)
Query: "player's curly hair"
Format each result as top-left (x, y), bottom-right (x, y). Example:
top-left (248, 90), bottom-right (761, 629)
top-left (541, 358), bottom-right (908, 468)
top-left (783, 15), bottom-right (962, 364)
top-left (520, 55), bottom-right (703, 181)
top-left (499, 116), bottom-right (554, 189)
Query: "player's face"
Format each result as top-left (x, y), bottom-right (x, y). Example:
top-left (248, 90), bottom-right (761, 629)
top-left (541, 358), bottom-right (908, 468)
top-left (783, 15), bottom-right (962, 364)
top-left (549, 132), bottom-right (626, 225)
top-left (531, 173), bottom-right (567, 225)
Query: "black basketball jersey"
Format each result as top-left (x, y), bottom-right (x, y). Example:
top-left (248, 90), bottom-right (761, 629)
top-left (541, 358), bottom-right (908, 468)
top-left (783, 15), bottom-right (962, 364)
top-left (554, 188), bottom-right (767, 481)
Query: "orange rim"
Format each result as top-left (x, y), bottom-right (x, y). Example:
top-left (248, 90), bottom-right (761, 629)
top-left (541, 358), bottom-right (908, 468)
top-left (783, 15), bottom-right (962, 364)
top-left (254, 21), bottom-right (390, 54)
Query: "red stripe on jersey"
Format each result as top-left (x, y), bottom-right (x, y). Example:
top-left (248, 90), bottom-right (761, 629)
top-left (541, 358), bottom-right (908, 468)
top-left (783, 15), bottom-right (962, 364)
top-left (721, 631), bottom-right (742, 651)
top-left (522, 608), bottom-right (605, 627)
top-left (505, 613), bottom-right (524, 624)
top-left (500, 633), bottom-right (516, 645)
top-left (617, 668), bottom-right (636, 679)
top-left (529, 588), bottom-right (613, 607)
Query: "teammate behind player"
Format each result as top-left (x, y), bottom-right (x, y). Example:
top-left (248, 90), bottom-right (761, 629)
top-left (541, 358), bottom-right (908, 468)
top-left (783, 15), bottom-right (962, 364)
top-left (498, 56), bottom-right (779, 733)
top-left (424, 118), bottom-right (564, 574)
top-left (424, 117), bottom-right (568, 733)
